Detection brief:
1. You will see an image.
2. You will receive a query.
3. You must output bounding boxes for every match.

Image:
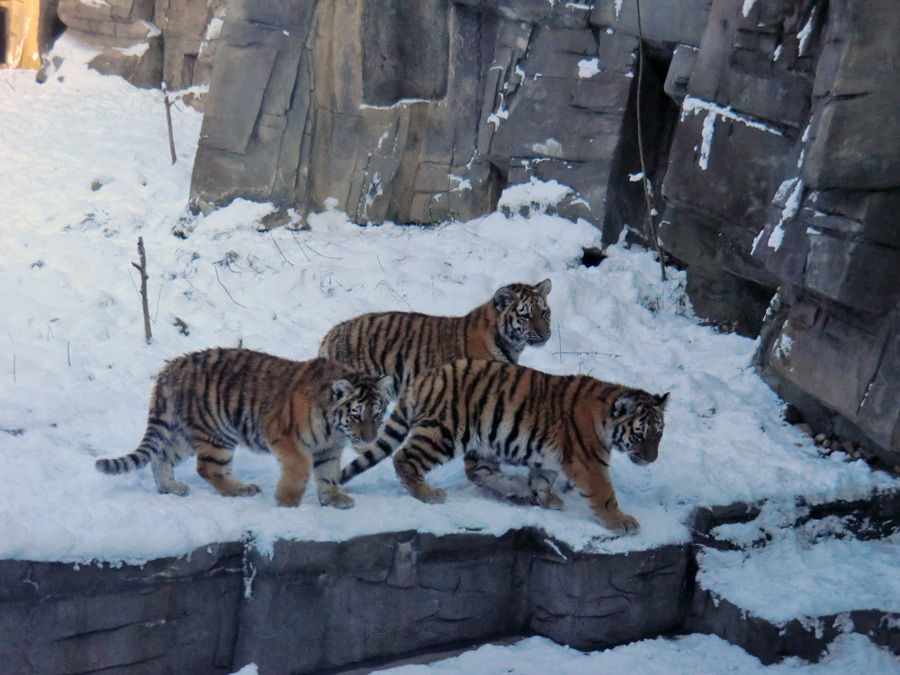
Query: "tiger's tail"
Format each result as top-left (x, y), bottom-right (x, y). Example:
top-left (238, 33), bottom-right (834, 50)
top-left (96, 405), bottom-right (173, 475)
top-left (340, 402), bottom-right (412, 484)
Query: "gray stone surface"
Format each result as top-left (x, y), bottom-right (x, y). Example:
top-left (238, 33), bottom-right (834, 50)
top-left (3, 493), bottom-right (896, 673)
top-left (685, 588), bottom-right (900, 665)
top-left (55, 0), bottom-right (225, 90)
top-left (0, 543), bottom-right (243, 674)
top-left (188, 0), bottom-right (639, 230)
top-left (686, 492), bottom-right (900, 664)
top-left (0, 529), bottom-right (691, 675)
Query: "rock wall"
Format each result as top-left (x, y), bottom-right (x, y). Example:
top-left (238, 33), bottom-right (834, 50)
top-left (3, 493), bottom-right (897, 673)
top-left (55, 0), bottom-right (225, 93)
top-left (0, 530), bottom-right (691, 675)
top-left (188, 0), bottom-right (656, 229)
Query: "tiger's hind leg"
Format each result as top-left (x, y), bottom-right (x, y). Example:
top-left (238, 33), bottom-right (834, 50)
top-left (464, 454), bottom-right (532, 502)
top-left (393, 421), bottom-right (455, 504)
top-left (194, 439), bottom-right (261, 498)
top-left (151, 458), bottom-right (190, 496)
top-left (150, 431), bottom-right (193, 496)
top-left (528, 467), bottom-right (564, 510)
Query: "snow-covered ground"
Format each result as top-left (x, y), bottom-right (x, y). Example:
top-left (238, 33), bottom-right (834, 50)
top-left (229, 632), bottom-right (900, 675)
top-left (2, 34), bottom-right (899, 670)
top-left (701, 503), bottom-right (900, 621)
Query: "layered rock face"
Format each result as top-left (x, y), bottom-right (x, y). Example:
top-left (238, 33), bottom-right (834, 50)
top-left (56, 0), bottom-right (225, 92)
top-left (189, 0), bottom-right (659, 229)
top-left (188, 0), bottom-right (899, 474)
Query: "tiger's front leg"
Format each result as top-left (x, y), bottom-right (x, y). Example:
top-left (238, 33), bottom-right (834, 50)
top-left (312, 446), bottom-right (355, 509)
top-left (267, 433), bottom-right (312, 507)
top-left (564, 457), bottom-right (639, 535)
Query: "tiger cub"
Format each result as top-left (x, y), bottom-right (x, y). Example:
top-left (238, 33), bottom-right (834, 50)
top-left (318, 279), bottom-right (552, 400)
top-left (95, 348), bottom-right (392, 508)
top-left (340, 359), bottom-right (668, 535)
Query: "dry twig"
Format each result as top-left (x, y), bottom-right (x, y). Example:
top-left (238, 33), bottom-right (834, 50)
top-left (132, 237), bottom-right (153, 343)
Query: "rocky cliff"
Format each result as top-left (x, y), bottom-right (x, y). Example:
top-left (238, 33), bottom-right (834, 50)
top-left (55, 0), bottom-right (225, 93)
top-left (55, 1), bottom-right (900, 472)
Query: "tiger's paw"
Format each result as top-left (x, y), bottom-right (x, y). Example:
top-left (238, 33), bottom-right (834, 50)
top-left (159, 481), bottom-right (190, 497)
top-left (412, 485), bottom-right (447, 504)
top-left (321, 491), bottom-right (355, 509)
top-left (275, 484), bottom-right (304, 507)
top-left (236, 483), bottom-right (262, 497)
top-left (538, 493), bottom-right (565, 511)
top-left (603, 513), bottom-right (640, 536)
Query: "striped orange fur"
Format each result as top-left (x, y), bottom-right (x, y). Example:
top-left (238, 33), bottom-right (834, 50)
top-left (95, 348), bottom-right (392, 508)
top-left (341, 359), bottom-right (669, 535)
top-left (318, 279), bottom-right (552, 400)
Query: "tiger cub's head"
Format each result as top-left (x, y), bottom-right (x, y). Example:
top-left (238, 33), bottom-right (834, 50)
top-left (608, 391), bottom-right (669, 465)
top-left (331, 374), bottom-right (394, 448)
top-left (493, 279), bottom-right (553, 350)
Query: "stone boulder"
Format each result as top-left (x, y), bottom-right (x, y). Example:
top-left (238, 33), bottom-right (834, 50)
top-left (189, 0), bottom-right (644, 230)
top-left (55, 0), bottom-right (225, 90)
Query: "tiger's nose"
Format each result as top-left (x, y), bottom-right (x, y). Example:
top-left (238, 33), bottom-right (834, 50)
top-left (359, 419), bottom-right (378, 442)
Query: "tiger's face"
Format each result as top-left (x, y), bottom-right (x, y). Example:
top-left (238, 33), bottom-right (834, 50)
top-left (494, 279), bottom-right (553, 349)
top-left (608, 392), bottom-right (669, 465)
top-left (331, 374), bottom-right (394, 447)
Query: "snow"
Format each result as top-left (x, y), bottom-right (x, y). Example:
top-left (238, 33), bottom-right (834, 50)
top-left (681, 97), bottom-right (783, 136)
top-left (115, 42), bottom-right (151, 58)
top-left (498, 177), bottom-right (572, 215)
top-left (798, 11), bottom-right (816, 56)
top-left (681, 97), bottom-right (784, 171)
top-left (752, 228), bottom-right (767, 254)
top-left (531, 138), bottom-right (563, 156)
top-left (247, 633), bottom-right (899, 674)
top-left (701, 505), bottom-right (900, 622)
top-left (767, 223), bottom-right (785, 251)
top-left (742, 0), bottom-right (758, 17)
top-left (578, 57), bottom-right (600, 78)
top-left (205, 17), bottom-right (224, 41)
top-left (699, 109), bottom-right (715, 170)
top-left (780, 178), bottom-right (805, 223)
top-left (0, 35), bottom-right (897, 579)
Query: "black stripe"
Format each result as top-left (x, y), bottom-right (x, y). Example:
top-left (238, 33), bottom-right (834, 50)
top-left (198, 455), bottom-right (231, 466)
top-left (384, 424), bottom-right (405, 441)
top-left (487, 393), bottom-right (506, 445)
top-left (495, 336), bottom-right (516, 363)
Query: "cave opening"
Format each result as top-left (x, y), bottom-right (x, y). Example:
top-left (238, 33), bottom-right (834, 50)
top-left (362, 0), bottom-right (449, 106)
top-left (606, 45), bottom-right (681, 248)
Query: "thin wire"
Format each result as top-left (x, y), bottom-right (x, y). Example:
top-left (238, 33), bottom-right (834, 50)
top-left (634, 0), bottom-right (668, 282)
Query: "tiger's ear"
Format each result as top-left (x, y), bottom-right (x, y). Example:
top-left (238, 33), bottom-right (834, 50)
top-left (612, 395), bottom-right (637, 418)
top-left (493, 285), bottom-right (515, 312)
top-left (331, 378), bottom-right (353, 401)
top-left (655, 392), bottom-right (670, 409)
top-left (535, 278), bottom-right (552, 296)
top-left (376, 375), bottom-right (395, 399)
